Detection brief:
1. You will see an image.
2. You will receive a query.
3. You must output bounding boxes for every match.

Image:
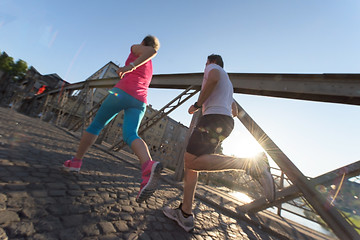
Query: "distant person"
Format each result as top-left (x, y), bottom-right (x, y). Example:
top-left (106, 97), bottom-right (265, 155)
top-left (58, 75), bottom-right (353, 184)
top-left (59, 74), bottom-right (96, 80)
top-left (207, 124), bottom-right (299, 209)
top-left (163, 54), bottom-right (275, 232)
top-left (63, 35), bottom-right (163, 203)
top-left (36, 85), bottom-right (46, 95)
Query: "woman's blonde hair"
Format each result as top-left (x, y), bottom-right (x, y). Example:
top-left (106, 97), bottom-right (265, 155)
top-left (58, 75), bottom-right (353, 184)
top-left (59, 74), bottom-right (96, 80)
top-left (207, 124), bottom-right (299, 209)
top-left (142, 35), bottom-right (160, 51)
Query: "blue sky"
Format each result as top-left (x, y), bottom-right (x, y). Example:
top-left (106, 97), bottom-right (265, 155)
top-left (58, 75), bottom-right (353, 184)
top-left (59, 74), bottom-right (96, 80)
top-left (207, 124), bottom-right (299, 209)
top-left (1, 0), bottom-right (359, 177)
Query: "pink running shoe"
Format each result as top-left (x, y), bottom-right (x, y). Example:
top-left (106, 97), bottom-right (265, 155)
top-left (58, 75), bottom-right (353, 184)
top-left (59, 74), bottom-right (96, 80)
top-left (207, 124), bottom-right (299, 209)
top-left (63, 158), bottom-right (82, 172)
top-left (136, 160), bottom-right (163, 203)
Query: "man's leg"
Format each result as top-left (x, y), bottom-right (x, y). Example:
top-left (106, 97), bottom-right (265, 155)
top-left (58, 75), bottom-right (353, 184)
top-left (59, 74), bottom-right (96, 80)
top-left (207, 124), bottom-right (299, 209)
top-left (181, 152), bottom-right (251, 215)
top-left (182, 151), bottom-right (251, 213)
top-left (162, 152), bottom-right (197, 232)
top-left (186, 152), bottom-right (275, 202)
top-left (185, 153), bottom-right (251, 172)
top-left (181, 152), bottom-right (199, 215)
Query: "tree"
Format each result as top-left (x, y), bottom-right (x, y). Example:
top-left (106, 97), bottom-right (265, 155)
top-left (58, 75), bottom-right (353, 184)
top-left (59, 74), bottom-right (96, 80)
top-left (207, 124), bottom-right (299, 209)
top-left (0, 51), bottom-right (28, 102)
top-left (11, 59), bottom-right (28, 80)
top-left (0, 51), bottom-right (28, 82)
top-left (0, 51), bottom-right (14, 72)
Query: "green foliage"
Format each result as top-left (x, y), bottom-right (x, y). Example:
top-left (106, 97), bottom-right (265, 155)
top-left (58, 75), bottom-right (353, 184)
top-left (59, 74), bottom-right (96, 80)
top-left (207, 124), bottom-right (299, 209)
top-left (0, 51), bottom-right (14, 72)
top-left (12, 59), bottom-right (28, 78)
top-left (0, 51), bottom-right (28, 80)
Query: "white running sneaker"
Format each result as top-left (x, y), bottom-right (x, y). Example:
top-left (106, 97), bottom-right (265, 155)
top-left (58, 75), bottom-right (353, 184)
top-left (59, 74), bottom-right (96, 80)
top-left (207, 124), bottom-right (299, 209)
top-left (163, 204), bottom-right (194, 232)
top-left (249, 152), bottom-right (276, 202)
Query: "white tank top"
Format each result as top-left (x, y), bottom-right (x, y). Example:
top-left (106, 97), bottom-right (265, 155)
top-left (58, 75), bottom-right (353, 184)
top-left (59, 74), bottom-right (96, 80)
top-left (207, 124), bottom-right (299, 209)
top-left (202, 63), bottom-right (233, 116)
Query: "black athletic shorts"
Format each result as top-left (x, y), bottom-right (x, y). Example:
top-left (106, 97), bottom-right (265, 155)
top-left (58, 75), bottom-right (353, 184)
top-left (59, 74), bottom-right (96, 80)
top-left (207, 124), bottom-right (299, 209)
top-left (186, 114), bottom-right (234, 156)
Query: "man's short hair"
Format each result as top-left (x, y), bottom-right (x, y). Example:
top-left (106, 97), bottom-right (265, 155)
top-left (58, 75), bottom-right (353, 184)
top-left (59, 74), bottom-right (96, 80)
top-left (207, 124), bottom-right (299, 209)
top-left (207, 54), bottom-right (224, 68)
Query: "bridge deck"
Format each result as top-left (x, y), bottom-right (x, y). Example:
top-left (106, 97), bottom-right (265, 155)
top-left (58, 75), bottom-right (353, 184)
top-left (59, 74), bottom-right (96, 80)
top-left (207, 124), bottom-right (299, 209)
top-left (0, 107), bottom-right (335, 239)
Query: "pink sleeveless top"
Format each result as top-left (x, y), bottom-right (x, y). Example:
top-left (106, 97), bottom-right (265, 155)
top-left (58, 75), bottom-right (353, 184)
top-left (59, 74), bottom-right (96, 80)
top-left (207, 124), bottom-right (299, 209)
top-left (114, 51), bottom-right (153, 103)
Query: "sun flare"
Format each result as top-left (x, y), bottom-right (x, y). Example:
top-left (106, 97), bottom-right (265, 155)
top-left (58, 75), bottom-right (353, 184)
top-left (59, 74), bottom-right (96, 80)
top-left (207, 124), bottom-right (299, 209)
top-left (222, 129), bottom-right (264, 158)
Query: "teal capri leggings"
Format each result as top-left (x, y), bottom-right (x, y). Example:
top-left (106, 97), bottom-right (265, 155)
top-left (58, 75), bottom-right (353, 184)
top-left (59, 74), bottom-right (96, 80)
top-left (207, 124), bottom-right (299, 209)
top-left (86, 87), bottom-right (146, 146)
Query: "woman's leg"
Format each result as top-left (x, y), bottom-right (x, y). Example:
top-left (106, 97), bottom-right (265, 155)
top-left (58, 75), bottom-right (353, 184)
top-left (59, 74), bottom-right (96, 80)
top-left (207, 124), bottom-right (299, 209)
top-left (74, 131), bottom-right (98, 160)
top-left (122, 107), bottom-right (151, 166)
top-left (131, 138), bottom-right (152, 166)
top-left (74, 90), bottom-right (124, 159)
top-left (121, 95), bottom-right (163, 203)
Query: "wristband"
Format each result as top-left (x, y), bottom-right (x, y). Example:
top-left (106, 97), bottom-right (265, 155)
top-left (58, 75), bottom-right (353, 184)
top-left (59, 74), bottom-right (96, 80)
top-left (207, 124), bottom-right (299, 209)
top-left (194, 102), bottom-right (202, 109)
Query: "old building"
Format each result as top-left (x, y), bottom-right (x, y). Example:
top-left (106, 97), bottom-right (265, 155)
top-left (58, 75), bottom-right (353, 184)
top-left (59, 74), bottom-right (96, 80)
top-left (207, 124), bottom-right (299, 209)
top-left (2, 66), bottom-right (70, 115)
top-left (3, 60), bottom-right (189, 169)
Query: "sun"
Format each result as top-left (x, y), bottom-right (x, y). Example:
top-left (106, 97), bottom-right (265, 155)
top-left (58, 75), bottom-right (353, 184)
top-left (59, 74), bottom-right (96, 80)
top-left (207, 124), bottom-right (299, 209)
top-left (222, 127), bottom-right (264, 158)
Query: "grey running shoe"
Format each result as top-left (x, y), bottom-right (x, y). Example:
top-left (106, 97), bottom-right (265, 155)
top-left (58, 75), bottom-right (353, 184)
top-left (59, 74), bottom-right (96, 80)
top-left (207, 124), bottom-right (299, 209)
top-left (163, 204), bottom-right (194, 232)
top-left (249, 153), bottom-right (276, 202)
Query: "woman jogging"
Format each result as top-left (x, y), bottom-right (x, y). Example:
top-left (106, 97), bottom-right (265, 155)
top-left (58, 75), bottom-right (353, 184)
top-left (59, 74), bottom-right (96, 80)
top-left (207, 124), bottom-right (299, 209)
top-left (63, 35), bottom-right (162, 203)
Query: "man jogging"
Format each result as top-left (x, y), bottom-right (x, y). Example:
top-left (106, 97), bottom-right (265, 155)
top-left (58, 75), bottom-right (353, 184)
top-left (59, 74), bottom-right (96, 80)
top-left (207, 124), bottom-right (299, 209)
top-left (163, 54), bottom-right (275, 232)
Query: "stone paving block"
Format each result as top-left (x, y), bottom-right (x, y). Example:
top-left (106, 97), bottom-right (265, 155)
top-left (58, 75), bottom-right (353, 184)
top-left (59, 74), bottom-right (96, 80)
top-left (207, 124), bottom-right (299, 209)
top-left (5, 183), bottom-right (28, 191)
top-left (46, 183), bottom-right (67, 189)
top-left (59, 227), bottom-right (83, 240)
top-left (67, 190), bottom-right (84, 196)
top-left (98, 222), bottom-right (116, 234)
top-left (61, 214), bottom-right (84, 228)
top-left (138, 232), bottom-right (151, 240)
top-left (163, 223), bottom-right (175, 231)
top-left (86, 191), bottom-right (98, 197)
top-left (161, 231), bottom-right (176, 240)
top-left (0, 227), bottom-right (8, 240)
top-left (134, 207), bottom-right (145, 214)
top-left (6, 221), bottom-right (35, 238)
top-left (0, 210), bottom-right (20, 224)
top-left (57, 197), bottom-right (76, 205)
top-left (46, 205), bottom-right (69, 215)
top-left (151, 221), bottom-right (163, 231)
top-left (48, 190), bottom-right (66, 197)
top-left (122, 206), bottom-right (134, 213)
top-left (82, 223), bottom-right (100, 237)
top-left (82, 237), bottom-right (99, 240)
top-left (119, 199), bottom-right (130, 205)
top-left (31, 233), bottom-right (59, 240)
top-left (111, 206), bottom-right (121, 213)
top-left (113, 220), bottom-right (129, 232)
top-left (125, 232), bottom-right (140, 240)
top-left (33, 197), bottom-right (56, 205)
top-left (0, 194), bottom-right (6, 212)
top-left (149, 231), bottom-right (163, 240)
top-left (21, 208), bottom-right (40, 219)
top-left (119, 213), bottom-right (133, 221)
top-left (27, 183), bottom-right (46, 190)
top-left (34, 216), bottom-right (62, 232)
top-left (67, 183), bottom-right (81, 190)
top-left (69, 204), bottom-right (91, 214)
top-left (98, 234), bottom-right (121, 240)
top-left (30, 190), bottom-right (48, 198)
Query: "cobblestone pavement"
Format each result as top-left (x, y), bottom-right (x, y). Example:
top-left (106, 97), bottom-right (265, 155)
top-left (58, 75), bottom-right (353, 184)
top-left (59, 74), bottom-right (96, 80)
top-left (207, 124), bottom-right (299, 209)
top-left (0, 107), bottom-right (282, 240)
